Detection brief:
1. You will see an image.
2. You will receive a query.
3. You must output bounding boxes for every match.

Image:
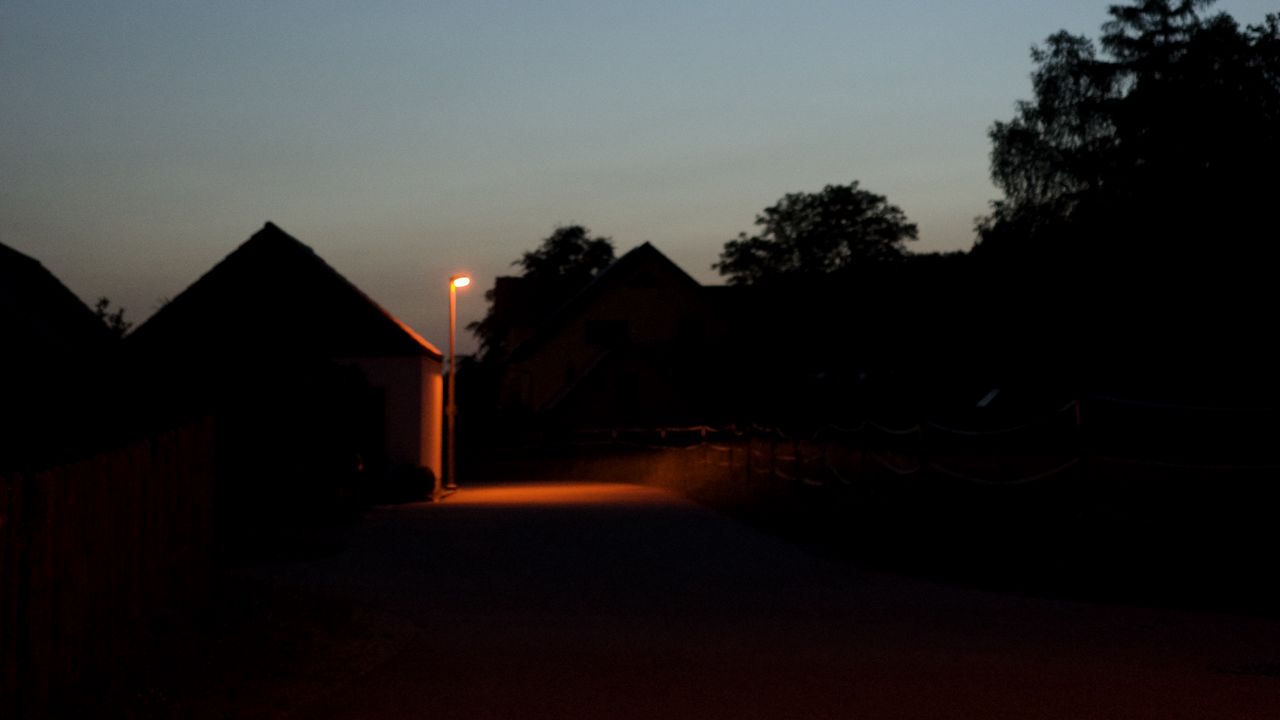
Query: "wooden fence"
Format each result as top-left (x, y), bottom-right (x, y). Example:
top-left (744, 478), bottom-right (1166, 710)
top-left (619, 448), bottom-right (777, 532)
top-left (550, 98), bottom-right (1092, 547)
top-left (1, 418), bottom-right (216, 719)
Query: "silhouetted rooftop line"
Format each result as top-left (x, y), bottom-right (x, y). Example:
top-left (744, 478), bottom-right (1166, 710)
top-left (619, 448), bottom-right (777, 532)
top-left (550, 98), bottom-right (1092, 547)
top-left (508, 242), bottom-right (704, 363)
top-left (0, 240), bottom-right (112, 354)
top-left (128, 222), bottom-right (441, 360)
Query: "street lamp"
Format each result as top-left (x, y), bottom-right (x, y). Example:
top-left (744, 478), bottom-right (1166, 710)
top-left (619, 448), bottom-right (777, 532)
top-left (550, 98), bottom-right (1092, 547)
top-left (446, 273), bottom-right (470, 491)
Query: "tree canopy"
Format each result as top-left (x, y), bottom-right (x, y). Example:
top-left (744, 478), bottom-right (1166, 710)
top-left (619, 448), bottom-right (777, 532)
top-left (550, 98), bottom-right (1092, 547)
top-left (514, 225), bottom-right (615, 288)
top-left (976, 0), bottom-right (1280, 267)
top-left (714, 181), bottom-right (918, 285)
top-left (470, 225), bottom-right (615, 359)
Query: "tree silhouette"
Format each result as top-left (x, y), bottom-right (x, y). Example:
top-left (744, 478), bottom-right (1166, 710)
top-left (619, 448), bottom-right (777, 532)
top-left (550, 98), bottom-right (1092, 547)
top-left (470, 225), bottom-right (615, 360)
top-left (976, 0), bottom-right (1280, 267)
top-left (93, 296), bottom-right (131, 338)
top-left (514, 224), bottom-right (615, 288)
top-left (714, 181), bottom-right (917, 285)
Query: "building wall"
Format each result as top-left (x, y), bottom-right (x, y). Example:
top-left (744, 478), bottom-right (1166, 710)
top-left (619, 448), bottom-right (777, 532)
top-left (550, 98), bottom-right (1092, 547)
top-left (344, 355), bottom-right (443, 485)
top-left (421, 359), bottom-right (443, 478)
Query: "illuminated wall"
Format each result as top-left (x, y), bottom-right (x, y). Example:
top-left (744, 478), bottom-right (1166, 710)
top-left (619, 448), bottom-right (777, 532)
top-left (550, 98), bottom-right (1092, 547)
top-left (345, 354), bottom-right (444, 487)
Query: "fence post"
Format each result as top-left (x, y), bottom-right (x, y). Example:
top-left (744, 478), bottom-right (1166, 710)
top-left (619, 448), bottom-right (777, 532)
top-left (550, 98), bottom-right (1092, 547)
top-left (768, 434), bottom-right (777, 489)
top-left (794, 437), bottom-right (802, 486)
top-left (857, 421), bottom-right (867, 484)
top-left (0, 473), bottom-right (19, 717)
top-left (1075, 393), bottom-right (1090, 510)
top-left (820, 436), bottom-right (829, 489)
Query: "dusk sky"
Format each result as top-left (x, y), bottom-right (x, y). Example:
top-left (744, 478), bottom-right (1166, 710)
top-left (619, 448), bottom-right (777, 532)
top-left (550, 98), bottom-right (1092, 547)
top-left (3, 0), bottom-right (1274, 354)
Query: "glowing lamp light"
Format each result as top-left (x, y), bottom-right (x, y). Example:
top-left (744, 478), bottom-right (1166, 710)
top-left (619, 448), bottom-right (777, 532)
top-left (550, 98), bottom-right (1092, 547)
top-left (451, 275), bottom-right (471, 289)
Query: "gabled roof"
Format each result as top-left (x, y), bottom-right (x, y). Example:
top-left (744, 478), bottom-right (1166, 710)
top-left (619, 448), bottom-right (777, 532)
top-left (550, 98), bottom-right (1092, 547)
top-left (0, 241), bottom-right (111, 355)
top-left (129, 222), bottom-right (441, 360)
top-left (508, 242), bottom-right (706, 362)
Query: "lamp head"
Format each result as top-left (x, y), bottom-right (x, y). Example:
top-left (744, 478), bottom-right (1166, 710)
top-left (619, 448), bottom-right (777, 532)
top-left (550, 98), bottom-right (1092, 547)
top-left (450, 274), bottom-right (471, 289)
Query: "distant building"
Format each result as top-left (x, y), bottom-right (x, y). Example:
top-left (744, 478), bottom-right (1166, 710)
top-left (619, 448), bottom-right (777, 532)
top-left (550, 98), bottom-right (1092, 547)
top-left (496, 242), bottom-right (729, 429)
top-left (128, 222), bottom-right (444, 491)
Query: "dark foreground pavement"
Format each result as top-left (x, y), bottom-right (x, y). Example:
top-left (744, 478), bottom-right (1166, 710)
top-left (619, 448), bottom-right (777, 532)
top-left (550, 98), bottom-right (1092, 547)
top-left (248, 481), bottom-right (1280, 719)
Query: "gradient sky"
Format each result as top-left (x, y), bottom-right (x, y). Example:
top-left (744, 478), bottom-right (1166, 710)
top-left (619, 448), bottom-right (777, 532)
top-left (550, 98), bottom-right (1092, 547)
top-left (3, 1), bottom-right (1274, 354)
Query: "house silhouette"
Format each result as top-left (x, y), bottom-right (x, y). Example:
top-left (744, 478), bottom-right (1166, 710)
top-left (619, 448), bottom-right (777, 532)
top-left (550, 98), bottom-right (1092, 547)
top-left (128, 222), bottom-right (445, 497)
top-left (496, 242), bottom-right (729, 429)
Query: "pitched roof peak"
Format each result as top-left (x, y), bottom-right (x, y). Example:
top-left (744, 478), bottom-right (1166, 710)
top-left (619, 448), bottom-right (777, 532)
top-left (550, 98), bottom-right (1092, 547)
top-left (243, 221), bottom-right (309, 249)
top-left (129, 222), bottom-right (441, 359)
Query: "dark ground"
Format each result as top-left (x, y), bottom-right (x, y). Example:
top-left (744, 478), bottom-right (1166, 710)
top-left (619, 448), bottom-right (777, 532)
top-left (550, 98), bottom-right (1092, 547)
top-left (127, 479), bottom-right (1280, 719)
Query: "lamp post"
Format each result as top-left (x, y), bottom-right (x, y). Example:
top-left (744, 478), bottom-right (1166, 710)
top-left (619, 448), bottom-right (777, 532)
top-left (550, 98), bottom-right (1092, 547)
top-left (446, 273), bottom-right (470, 491)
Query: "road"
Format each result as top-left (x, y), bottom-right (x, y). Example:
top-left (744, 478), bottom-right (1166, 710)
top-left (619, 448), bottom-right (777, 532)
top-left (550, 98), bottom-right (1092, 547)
top-left (252, 481), bottom-right (1280, 719)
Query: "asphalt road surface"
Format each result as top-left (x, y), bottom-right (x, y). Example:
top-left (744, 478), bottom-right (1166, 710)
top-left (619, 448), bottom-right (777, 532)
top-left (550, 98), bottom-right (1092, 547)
top-left (257, 481), bottom-right (1280, 719)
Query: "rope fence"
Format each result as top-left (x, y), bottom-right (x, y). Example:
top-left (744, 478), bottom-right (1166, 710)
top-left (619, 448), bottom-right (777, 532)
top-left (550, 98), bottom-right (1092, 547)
top-left (516, 393), bottom-right (1280, 502)
top-left (481, 393), bottom-right (1280, 609)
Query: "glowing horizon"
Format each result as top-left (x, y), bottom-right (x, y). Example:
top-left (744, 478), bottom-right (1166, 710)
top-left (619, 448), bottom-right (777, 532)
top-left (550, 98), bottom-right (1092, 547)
top-left (3, 1), bottom-right (1274, 354)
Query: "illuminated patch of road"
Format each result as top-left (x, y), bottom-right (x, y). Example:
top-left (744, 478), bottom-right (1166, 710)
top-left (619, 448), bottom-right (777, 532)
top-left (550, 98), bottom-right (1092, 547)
top-left (441, 482), bottom-right (676, 507)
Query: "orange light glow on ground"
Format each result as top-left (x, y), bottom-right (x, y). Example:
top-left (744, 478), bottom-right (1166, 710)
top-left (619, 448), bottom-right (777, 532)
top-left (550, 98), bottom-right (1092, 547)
top-left (442, 481), bottom-right (670, 507)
